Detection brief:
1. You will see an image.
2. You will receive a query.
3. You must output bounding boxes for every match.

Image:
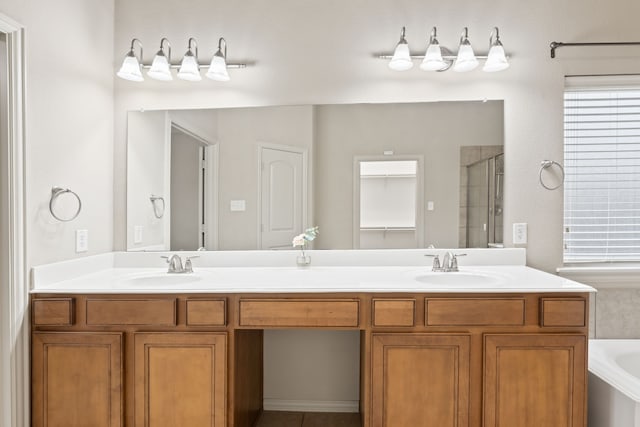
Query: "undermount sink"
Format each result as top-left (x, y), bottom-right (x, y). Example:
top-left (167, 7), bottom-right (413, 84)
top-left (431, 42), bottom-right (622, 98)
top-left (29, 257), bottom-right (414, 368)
top-left (413, 271), bottom-right (507, 287)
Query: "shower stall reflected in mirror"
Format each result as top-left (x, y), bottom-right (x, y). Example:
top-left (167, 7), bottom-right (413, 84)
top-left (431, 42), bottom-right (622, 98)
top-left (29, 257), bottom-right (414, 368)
top-left (459, 147), bottom-right (504, 248)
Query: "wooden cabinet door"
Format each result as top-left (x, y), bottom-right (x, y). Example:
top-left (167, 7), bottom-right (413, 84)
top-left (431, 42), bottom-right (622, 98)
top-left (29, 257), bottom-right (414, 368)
top-left (371, 334), bottom-right (470, 427)
top-left (32, 332), bottom-right (123, 427)
top-left (484, 334), bottom-right (586, 427)
top-left (134, 332), bottom-right (227, 427)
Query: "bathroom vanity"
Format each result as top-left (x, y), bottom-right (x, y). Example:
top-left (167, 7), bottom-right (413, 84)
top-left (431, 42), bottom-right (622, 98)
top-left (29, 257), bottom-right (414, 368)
top-left (30, 250), bottom-right (593, 427)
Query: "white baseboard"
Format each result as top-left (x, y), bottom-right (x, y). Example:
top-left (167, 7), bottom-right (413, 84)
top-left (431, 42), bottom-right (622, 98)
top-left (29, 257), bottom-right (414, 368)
top-left (263, 399), bottom-right (359, 413)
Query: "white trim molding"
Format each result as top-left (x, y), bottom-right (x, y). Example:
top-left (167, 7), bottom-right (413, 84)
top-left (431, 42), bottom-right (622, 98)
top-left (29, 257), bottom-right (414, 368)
top-left (263, 399), bottom-right (359, 413)
top-left (0, 13), bottom-right (28, 427)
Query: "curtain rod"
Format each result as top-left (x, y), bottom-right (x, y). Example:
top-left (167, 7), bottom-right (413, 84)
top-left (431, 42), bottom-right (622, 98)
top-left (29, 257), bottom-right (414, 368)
top-left (550, 41), bottom-right (640, 58)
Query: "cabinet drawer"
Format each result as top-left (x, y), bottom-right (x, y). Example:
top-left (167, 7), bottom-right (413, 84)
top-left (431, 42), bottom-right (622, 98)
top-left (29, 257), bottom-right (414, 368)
top-left (32, 298), bottom-right (74, 326)
top-left (426, 298), bottom-right (525, 326)
top-left (372, 299), bottom-right (415, 327)
top-left (239, 299), bottom-right (359, 327)
top-left (86, 298), bottom-right (177, 326)
top-left (186, 299), bottom-right (227, 326)
top-left (540, 298), bottom-right (586, 327)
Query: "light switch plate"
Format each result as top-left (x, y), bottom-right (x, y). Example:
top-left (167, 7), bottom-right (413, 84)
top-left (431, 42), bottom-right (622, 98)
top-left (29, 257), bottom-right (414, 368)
top-left (230, 200), bottom-right (246, 212)
top-left (76, 229), bottom-right (88, 253)
top-left (427, 201), bottom-right (434, 211)
top-left (513, 223), bottom-right (527, 245)
top-left (134, 226), bottom-right (143, 244)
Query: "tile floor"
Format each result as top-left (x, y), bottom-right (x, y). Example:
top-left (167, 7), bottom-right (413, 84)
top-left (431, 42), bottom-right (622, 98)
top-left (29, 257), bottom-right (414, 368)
top-left (255, 411), bottom-right (361, 427)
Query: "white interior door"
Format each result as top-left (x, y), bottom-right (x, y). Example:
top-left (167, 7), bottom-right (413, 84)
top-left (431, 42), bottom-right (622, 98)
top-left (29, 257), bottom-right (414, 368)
top-left (260, 146), bottom-right (305, 249)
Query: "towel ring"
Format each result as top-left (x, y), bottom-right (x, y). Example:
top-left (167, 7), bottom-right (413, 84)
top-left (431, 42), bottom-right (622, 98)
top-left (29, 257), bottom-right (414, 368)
top-left (150, 195), bottom-right (165, 219)
top-left (539, 160), bottom-right (565, 191)
top-left (49, 187), bottom-right (82, 222)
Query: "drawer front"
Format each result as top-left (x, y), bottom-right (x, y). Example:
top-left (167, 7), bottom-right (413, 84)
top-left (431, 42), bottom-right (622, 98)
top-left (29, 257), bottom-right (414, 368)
top-left (540, 298), bottom-right (586, 327)
top-left (32, 298), bottom-right (74, 326)
top-left (186, 299), bottom-right (227, 326)
top-left (239, 299), bottom-right (360, 327)
top-left (372, 299), bottom-right (416, 327)
top-left (86, 298), bottom-right (177, 326)
top-left (426, 298), bottom-right (525, 326)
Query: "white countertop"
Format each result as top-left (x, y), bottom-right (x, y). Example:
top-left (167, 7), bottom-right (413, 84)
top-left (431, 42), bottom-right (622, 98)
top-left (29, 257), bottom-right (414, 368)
top-left (30, 250), bottom-right (595, 294)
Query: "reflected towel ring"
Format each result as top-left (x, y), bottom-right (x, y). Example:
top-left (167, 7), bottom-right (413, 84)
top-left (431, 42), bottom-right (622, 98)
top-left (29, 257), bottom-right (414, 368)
top-left (49, 187), bottom-right (82, 222)
top-left (539, 160), bottom-right (565, 190)
top-left (150, 195), bottom-right (165, 219)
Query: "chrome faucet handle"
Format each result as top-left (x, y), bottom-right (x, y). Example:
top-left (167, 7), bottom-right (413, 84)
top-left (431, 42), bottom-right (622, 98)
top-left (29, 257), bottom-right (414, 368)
top-left (450, 253), bottom-right (467, 272)
top-left (183, 255), bottom-right (199, 273)
top-left (425, 254), bottom-right (442, 271)
top-left (184, 258), bottom-right (194, 273)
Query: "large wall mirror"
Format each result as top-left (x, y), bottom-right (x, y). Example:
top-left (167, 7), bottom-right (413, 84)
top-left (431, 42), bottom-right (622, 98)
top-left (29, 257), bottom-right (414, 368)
top-left (126, 101), bottom-right (504, 251)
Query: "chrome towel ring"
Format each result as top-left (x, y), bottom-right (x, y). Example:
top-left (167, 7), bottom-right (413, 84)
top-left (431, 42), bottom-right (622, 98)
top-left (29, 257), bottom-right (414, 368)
top-left (150, 195), bottom-right (165, 219)
top-left (49, 187), bottom-right (82, 222)
top-left (539, 160), bottom-right (565, 191)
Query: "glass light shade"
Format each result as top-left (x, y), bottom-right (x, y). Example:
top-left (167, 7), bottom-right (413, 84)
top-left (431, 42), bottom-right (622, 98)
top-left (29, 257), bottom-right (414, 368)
top-left (147, 52), bottom-right (173, 81)
top-left (116, 54), bottom-right (144, 82)
top-left (206, 54), bottom-right (230, 82)
top-left (388, 43), bottom-right (413, 71)
top-left (483, 44), bottom-right (509, 72)
top-left (453, 43), bottom-right (479, 72)
top-left (177, 53), bottom-right (201, 81)
top-left (420, 44), bottom-right (448, 71)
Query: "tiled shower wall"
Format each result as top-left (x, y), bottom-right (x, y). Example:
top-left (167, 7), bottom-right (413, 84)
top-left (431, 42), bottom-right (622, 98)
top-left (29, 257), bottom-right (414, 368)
top-left (591, 289), bottom-right (640, 338)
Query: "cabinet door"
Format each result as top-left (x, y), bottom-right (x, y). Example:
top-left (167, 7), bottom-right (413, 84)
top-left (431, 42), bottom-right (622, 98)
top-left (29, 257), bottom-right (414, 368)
top-left (32, 332), bottom-right (123, 427)
top-left (484, 334), bottom-right (586, 427)
top-left (134, 332), bottom-right (227, 427)
top-left (371, 334), bottom-right (470, 427)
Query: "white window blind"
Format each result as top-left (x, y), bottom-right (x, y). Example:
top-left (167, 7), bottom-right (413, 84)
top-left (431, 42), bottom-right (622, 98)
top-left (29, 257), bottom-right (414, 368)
top-left (564, 85), bottom-right (640, 262)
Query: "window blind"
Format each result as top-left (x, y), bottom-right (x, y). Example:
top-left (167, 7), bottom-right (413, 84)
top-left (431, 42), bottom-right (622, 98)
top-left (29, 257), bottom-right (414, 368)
top-left (564, 87), bottom-right (640, 262)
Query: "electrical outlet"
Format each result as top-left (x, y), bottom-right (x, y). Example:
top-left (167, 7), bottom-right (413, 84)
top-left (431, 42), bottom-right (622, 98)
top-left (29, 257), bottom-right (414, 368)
top-left (76, 229), bottom-right (88, 253)
top-left (134, 226), bottom-right (143, 244)
top-left (513, 223), bottom-right (527, 245)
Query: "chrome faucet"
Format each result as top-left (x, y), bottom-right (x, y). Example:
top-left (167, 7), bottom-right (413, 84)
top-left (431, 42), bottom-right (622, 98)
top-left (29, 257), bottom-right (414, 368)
top-left (426, 252), bottom-right (466, 272)
top-left (161, 254), bottom-right (197, 274)
top-left (441, 251), bottom-right (466, 272)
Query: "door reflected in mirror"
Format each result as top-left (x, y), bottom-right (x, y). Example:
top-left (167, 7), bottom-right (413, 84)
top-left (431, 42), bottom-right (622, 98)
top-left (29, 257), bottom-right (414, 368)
top-left (126, 101), bottom-right (504, 251)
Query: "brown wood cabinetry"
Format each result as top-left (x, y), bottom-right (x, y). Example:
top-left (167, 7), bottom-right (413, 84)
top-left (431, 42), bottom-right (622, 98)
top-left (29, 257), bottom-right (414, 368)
top-left (371, 334), bottom-right (470, 427)
top-left (483, 334), bottom-right (586, 427)
top-left (32, 332), bottom-right (123, 427)
top-left (133, 332), bottom-right (227, 427)
top-left (31, 292), bottom-right (589, 427)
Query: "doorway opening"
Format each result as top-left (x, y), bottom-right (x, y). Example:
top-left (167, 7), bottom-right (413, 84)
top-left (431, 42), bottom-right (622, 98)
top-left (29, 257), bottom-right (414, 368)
top-left (353, 156), bottom-right (424, 249)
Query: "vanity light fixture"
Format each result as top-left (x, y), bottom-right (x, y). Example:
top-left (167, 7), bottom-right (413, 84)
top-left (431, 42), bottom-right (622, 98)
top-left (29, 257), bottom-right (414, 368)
top-left (206, 37), bottom-right (230, 81)
top-left (380, 26), bottom-right (510, 73)
top-left (116, 38), bottom-right (144, 82)
top-left (388, 27), bottom-right (414, 71)
top-left (453, 27), bottom-right (479, 72)
top-left (420, 27), bottom-right (452, 71)
top-left (483, 27), bottom-right (509, 72)
top-left (177, 37), bottom-right (202, 81)
top-left (147, 38), bottom-right (172, 81)
top-left (117, 37), bottom-right (247, 82)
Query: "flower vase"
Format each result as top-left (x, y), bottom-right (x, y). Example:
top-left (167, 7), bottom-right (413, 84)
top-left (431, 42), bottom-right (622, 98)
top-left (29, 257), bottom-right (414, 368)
top-left (296, 254), bottom-right (311, 267)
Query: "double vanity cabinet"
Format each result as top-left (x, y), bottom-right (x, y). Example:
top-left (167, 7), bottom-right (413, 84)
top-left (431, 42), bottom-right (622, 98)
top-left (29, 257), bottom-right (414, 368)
top-left (29, 251), bottom-right (593, 427)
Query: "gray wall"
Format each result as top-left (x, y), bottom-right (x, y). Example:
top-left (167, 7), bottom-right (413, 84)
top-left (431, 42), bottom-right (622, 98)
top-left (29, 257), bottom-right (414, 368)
top-left (2, 0), bottom-right (115, 269)
top-left (314, 102), bottom-right (503, 249)
top-left (127, 111), bottom-right (168, 250)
